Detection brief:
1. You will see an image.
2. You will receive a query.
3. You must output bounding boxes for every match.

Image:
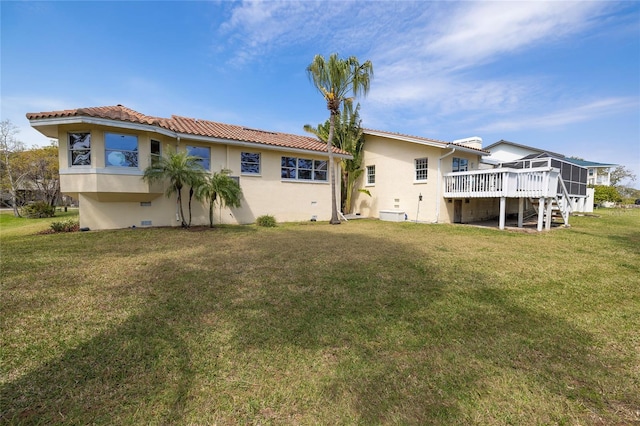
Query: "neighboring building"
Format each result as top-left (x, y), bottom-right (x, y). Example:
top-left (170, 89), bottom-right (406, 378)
top-left (27, 105), bottom-right (349, 230)
top-left (484, 139), bottom-right (617, 186)
top-left (562, 158), bottom-right (617, 186)
top-left (483, 139), bottom-right (565, 165)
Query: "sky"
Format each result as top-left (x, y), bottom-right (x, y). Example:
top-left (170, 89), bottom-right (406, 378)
top-left (2, 1), bottom-right (639, 186)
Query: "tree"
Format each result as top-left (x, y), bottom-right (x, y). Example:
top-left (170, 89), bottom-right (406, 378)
top-left (11, 142), bottom-right (60, 206)
top-left (142, 150), bottom-right (205, 227)
top-left (0, 120), bottom-right (26, 216)
top-left (306, 53), bottom-right (373, 224)
top-left (592, 185), bottom-right (622, 205)
top-left (609, 165), bottom-right (636, 187)
top-left (195, 169), bottom-right (243, 228)
top-left (304, 103), bottom-right (369, 214)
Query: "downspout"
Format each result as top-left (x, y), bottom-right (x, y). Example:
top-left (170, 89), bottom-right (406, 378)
top-left (435, 147), bottom-right (456, 223)
top-left (176, 135), bottom-right (181, 222)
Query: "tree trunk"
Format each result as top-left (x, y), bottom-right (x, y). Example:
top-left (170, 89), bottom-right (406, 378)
top-left (209, 200), bottom-right (214, 228)
top-left (188, 187), bottom-right (194, 227)
top-left (328, 114), bottom-right (340, 224)
top-left (177, 188), bottom-right (187, 227)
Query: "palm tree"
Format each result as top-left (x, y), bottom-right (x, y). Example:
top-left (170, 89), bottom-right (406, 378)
top-left (307, 53), bottom-right (373, 224)
top-left (195, 169), bottom-right (243, 228)
top-left (304, 103), bottom-right (369, 214)
top-left (142, 150), bottom-right (205, 227)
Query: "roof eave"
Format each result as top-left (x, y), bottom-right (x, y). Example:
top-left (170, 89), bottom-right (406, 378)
top-left (28, 116), bottom-right (177, 138)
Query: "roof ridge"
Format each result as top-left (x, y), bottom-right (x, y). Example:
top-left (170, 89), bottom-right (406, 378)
top-left (363, 127), bottom-right (450, 144)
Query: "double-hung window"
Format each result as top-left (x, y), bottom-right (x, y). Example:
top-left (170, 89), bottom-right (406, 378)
top-left (452, 157), bottom-right (468, 172)
top-left (366, 165), bottom-right (375, 185)
top-left (105, 133), bottom-right (138, 167)
top-left (69, 132), bottom-right (91, 166)
top-left (415, 158), bottom-right (428, 181)
top-left (187, 146), bottom-right (210, 170)
top-left (241, 152), bottom-right (261, 174)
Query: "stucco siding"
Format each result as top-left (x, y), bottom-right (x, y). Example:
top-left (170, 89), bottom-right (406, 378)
top-left (353, 135), bottom-right (439, 222)
top-left (57, 123), bottom-right (338, 229)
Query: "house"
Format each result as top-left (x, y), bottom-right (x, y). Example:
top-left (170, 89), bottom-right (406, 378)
top-left (26, 105), bottom-right (349, 230)
top-left (482, 139), bottom-right (565, 166)
top-left (484, 139), bottom-right (617, 186)
top-left (352, 130), bottom-right (493, 224)
top-left (352, 132), bottom-right (590, 231)
top-left (562, 158), bottom-right (617, 186)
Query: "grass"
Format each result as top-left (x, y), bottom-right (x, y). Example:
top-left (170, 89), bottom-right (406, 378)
top-left (1, 208), bottom-right (639, 425)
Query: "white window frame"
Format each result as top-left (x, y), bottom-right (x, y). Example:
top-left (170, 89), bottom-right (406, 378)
top-left (150, 139), bottom-right (161, 166)
top-left (366, 165), bottom-right (375, 186)
top-left (415, 158), bottom-right (428, 182)
top-left (452, 157), bottom-right (468, 172)
top-left (105, 132), bottom-right (139, 168)
top-left (241, 152), bottom-right (261, 175)
top-left (280, 157), bottom-right (328, 182)
top-left (186, 145), bottom-right (211, 171)
top-left (68, 132), bottom-right (92, 167)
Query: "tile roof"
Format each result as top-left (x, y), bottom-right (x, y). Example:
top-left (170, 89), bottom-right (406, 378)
top-left (364, 128), bottom-right (489, 154)
top-left (27, 105), bottom-right (347, 155)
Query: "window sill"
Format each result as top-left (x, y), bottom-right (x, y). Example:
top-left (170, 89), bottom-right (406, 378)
top-left (60, 168), bottom-right (143, 176)
top-left (413, 180), bottom-right (428, 184)
top-left (281, 179), bottom-right (328, 184)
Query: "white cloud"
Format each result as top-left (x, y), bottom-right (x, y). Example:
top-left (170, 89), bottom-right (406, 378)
top-left (477, 97), bottom-right (639, 132)
top-left (423, 1), bottom-right (609, 70)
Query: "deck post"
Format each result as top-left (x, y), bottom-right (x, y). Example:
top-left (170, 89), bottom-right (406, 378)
top-left (517, 198), bottom-right (524, 228)
top-left (545, 198), bottom-right (553, 230)
top-left (499, 196), bottom-right (506, 230)
top-left (537, 197), bottom-right (545, 232)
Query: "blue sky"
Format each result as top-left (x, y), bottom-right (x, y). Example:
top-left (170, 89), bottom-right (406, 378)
top-left (2, 1), bottom-right (639, 186)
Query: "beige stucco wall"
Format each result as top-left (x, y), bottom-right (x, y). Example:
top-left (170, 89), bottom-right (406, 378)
top-left (352, 135), bottom-right (483, 224)
top-left (57, 124), bottom-right (338, 229)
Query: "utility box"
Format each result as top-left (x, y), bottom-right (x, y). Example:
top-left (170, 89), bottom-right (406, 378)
top-left (379, 210), bottom-right (405, 222)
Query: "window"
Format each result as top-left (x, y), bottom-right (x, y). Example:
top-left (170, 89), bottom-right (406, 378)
top-left (105, 133), bottom-right (138, 167)
top-left (187, 146), bottom-right (210, 170)
top-left (151, 140), bottom-right (161, 166)
top-left (281, 157), bottom-right (328, 181)
top-left (241, 152), bottom-right (261, 174)
top-left (366, 165), bottom-right (375, 185)
top-left (415, 158), bottom-right (428, 181)
top-left (69, 132), bottom-right (91, 166)
top-left (452, 157), bottom-right (468, 172)
top-left (314, 160), bottom-right (327, 181)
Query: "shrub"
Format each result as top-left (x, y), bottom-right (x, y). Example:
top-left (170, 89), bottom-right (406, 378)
top-left (256, 214), bottom-right (276, 227)
top-left (21, 202), bottom-right (56, 218)
top-left (50, 219), bottom-right (79, 233)
top-left (593, 185), bottom-right (622, 205)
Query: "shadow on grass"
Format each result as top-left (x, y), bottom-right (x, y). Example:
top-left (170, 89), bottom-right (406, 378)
top-left (0, 286), bottom-right (195, 424)
top-left (221, 234), bottom-right (621, 424)
top-left (1, 225), bottom-right (633, 424)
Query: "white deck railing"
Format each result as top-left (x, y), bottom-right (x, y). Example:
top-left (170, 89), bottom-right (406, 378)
top-left (443, 167), bottom-right (560, 198)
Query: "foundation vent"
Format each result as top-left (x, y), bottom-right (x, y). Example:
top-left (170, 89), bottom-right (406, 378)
top-left (141, 220), bottom-right (152, 226)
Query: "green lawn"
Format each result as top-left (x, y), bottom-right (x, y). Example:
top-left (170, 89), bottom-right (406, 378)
top-left (1, 209), bottom-right (639, 425)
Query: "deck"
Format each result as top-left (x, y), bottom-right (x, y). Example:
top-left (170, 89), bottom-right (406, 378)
top-left (443, 166), bottom-right (560, 199)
